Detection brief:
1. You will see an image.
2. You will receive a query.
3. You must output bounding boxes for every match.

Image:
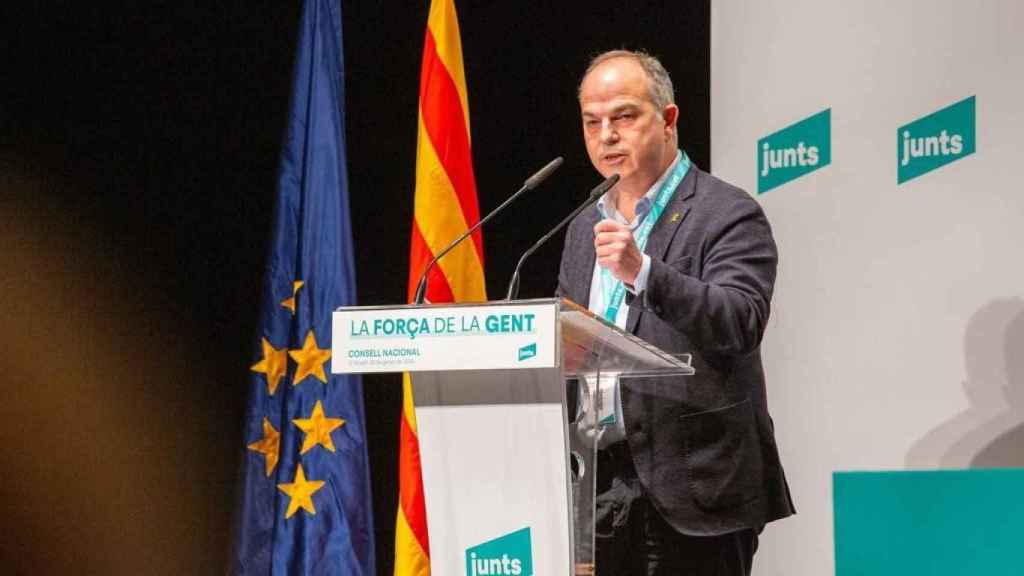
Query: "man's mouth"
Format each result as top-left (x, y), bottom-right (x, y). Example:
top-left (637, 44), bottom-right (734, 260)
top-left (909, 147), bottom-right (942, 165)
top-left (603, 152), bottom-right (628, 164)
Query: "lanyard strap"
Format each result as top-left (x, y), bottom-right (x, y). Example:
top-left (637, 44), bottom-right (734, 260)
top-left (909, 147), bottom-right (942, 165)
top-left (602, 151), bottom-right (691, 323)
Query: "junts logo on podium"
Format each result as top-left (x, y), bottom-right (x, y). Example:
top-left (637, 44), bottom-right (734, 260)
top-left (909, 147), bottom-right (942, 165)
top-left (897, 96), bottom-right (976, 184)
top-left (465, 527), bottom-right (533, 576)
top-left (517, 343), bottom-right (537, 362)
top-left (757, 108), bottom-right (832, 194)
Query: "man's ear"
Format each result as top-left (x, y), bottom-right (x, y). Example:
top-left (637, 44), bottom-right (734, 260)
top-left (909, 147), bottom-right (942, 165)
top-left (662, 104), bottom-right (680, 137)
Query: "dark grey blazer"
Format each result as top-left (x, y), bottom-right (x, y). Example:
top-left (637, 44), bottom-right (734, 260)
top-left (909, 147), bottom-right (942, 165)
top-left (557, 165), bottom-right (795, 536)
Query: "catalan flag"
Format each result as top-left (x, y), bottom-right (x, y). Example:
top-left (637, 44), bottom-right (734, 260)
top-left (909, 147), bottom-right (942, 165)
top-left (233, 1), bottom-right (375, 574)
top-left (395, 1), bottom-right (485, 574)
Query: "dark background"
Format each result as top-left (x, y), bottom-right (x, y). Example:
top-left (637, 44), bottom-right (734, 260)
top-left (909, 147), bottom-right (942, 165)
top-left (3, 2), bottom-right (709, 573)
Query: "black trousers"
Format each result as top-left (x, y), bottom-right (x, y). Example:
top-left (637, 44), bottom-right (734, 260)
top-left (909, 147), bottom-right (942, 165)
top-left (595, 443), bottom-right (758, 576)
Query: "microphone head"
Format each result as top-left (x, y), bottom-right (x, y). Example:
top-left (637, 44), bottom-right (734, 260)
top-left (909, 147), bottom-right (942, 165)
top-left (589, 173), bottom-right (620, 199)
top-left (523, 156), bottom-right (564, 190)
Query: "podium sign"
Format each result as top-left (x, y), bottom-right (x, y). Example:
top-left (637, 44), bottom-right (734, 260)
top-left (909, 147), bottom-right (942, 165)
top-left (414, 367), bottom-right (570, 576)
top-left (332, 302), bottom-right (558, 374)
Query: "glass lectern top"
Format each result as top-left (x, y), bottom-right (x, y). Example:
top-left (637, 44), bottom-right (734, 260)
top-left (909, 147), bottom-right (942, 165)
top-left (558, 298), bottom-right (693, 377)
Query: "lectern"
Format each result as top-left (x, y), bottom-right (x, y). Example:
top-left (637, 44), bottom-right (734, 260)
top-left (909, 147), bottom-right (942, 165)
top-left (332, 298), bottom-right (693, 575)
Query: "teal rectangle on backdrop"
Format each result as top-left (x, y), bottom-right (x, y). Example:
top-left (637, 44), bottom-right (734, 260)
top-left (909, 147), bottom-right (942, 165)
top-left (896, 96), bottom-right (976, 184)
top-left (834, 469), bottom-right (1024, 575)
top-left (757, 108), bottom-right (831, 194)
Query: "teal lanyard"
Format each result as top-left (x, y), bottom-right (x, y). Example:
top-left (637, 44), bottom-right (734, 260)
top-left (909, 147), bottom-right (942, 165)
top-left (601, 151), bottom-right (691, 323)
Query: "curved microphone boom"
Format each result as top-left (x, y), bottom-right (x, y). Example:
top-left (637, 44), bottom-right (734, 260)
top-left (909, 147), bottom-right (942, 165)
top-left (505, 173), bottom-right (620, 300)
top-left (412, 156), bottom-right (564, 305)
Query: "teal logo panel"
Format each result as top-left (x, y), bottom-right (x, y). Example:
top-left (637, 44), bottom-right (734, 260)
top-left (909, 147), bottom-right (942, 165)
top-left (757, 108), bottom-right (831, 194)
top-left (834, 469), bottom-right (1024, 575)
top-left (517, 343), bottom-right (537, 361)
top-left (897, 96), bottom-right (976, 184)
top-left (465, 527), bottom-right (533, 576)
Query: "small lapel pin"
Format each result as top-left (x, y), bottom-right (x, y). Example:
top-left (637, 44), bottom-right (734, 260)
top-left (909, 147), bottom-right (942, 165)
top-left (670, 212), bottom-right (681, 223)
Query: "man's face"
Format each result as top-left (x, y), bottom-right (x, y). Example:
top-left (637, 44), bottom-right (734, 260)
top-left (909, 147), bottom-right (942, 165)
top-left (579, 58), bottom-right (677, 193)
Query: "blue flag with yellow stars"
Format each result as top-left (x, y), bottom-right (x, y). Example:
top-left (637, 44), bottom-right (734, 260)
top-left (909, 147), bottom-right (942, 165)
top-left (233, 0), bottom-right (374, 573)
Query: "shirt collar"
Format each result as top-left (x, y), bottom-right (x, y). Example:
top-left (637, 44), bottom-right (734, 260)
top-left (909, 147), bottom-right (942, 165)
top-left (596, 150), bottom-right (683, 227)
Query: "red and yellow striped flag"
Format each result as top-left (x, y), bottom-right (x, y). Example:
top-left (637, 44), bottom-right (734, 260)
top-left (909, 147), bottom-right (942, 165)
top-left (395, 1), bottom-right (485, 574)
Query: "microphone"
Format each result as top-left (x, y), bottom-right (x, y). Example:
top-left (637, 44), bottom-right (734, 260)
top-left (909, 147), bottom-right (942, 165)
top-left (412, 156), bottom-right (564, 305)
top-left (505, 173), bottom-right (620, 300)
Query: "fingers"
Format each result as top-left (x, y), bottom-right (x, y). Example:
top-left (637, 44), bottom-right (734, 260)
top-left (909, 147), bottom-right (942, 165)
top-left (595, 235), bottom-right (629, 251)
top-left (593, 219), bottom-right (626, 234)
top-left (593, 219), bottom-right (631, 248)
top-left (593, 219), bottom-right (641, 284)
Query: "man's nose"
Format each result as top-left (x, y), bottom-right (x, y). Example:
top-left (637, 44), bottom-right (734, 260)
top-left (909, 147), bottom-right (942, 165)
top-left (600, 119), bottom-right (618, 143)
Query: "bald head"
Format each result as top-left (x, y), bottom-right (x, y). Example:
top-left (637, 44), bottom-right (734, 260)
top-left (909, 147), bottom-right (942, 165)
top-left (579, 50), bottom-right (676, 114)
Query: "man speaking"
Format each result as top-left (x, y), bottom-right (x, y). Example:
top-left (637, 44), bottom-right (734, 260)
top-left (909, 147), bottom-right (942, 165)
top-left (557, 50), bottom-right (795, 575)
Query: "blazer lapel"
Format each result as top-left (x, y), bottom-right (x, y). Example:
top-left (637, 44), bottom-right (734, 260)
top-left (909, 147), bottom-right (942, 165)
top-left (571, 206), bottom-right (601, 306)
top-left (626, 167), bottom-right (698, 333)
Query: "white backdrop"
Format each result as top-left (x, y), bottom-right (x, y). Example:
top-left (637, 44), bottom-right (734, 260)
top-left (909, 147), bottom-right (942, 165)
top-left (711, 2), bottom-right (1024, 574)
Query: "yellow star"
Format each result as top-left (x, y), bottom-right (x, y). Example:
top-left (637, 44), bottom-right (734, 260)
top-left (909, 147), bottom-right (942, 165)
top-left (251, 337), bottom-right (288, 395)
top-left (280, 280), bottom-right (305, 314)
top-left (277, 464), bottom-right (326, 519)
top-left (246, 417), bottom-right (280, 477)
top-left (289, 330), bottom-right (331, 386)
top-left (293, 400), bottom-right (346, 455)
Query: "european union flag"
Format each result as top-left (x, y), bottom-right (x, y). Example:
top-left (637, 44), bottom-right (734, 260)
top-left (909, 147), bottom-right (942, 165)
top-left (233, 1), bottom-right (374, 574)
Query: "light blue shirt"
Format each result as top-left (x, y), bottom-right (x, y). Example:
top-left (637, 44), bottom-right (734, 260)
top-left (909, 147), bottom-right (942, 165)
top-left (587, 151), bottom-right (682, 442)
